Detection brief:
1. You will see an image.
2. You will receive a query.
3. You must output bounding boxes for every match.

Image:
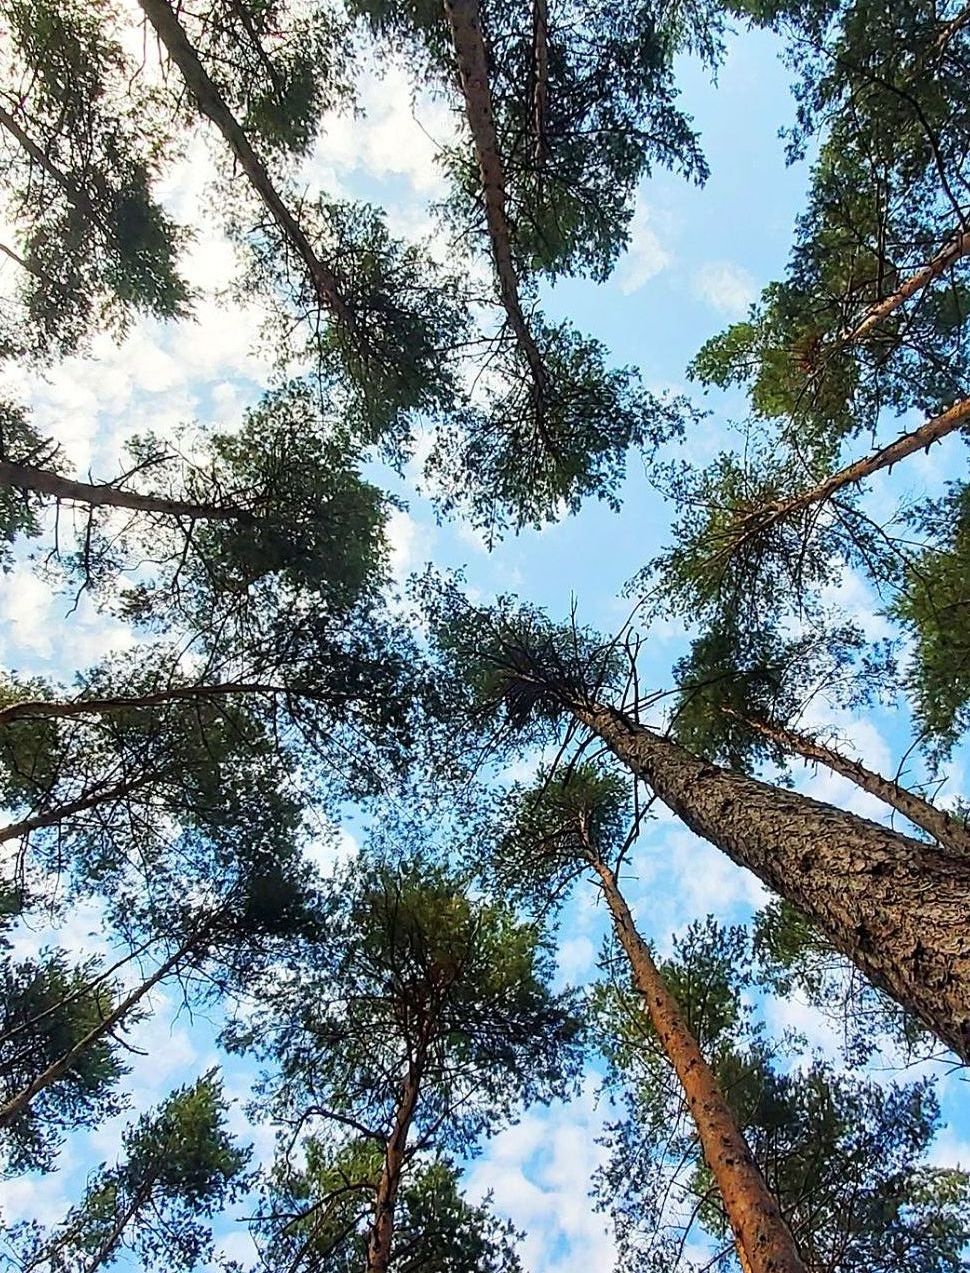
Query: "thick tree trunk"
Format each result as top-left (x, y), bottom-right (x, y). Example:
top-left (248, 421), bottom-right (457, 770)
top-left (0, 459), bottom-right (250, 523)
top-left (574, 701), bottom-right (970, 1061)
top-left (365, 1060), bottom-right (422, 1273)
top-left (0, 772), bottom-right (160, 845)
top-left (587, 850), bottom-right (807, 1273)
top-left (443, 0), bottom-right (547, 393)
top-left (728, 709), bottom-right (970, 856)
top-left (136, 0), bottom-right (353, 327)
top-left (0, 681), bottom-right (280, 727)
top-left (0, 926), bottom-right (206, 1129)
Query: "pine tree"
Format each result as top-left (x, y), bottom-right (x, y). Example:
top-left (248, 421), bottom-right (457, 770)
top-left (594, 919), bottom-right (970, 1272)
top-left (226, 852), bottom-right (583, 1273)
top-left (427, 589), bottom-right (970, 1060)
top-left (495, 764), bottom-right (808, 1273)
top-left (7, 1074), bottom-right (249, 1271)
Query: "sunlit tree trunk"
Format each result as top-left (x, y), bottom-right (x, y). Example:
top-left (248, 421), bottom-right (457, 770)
top-left (584, 839), bottom-right (807, 1273)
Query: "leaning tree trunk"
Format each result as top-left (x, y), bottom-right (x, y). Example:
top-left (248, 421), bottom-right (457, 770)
top-left (136, 0), bottom-right (352, 327)
top-left (586, 847), bottom-right (807, 1273)
top-left (0, 459), bottom-right (251, 523)
top-left (443, 0), bottom-right (548, 394)
top-left (746, 395), bottom-right (970, 538)
top-left (727, 709), bottom-right (970, 856)
top-left (0, 924), bottom-right (209, 1129)
top-left (573, 701), bottom-right (970, 1061)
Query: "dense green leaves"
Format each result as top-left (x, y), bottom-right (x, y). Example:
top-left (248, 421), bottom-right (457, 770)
top-left (0, 0), bottom-right (188, 356)
top-left (8, 1075), bottom-right (248, 1271)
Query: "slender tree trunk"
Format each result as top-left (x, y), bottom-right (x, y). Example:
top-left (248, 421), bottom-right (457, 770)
top-left (0, 681), bottom-right (281, 727)
top-left (572, 700), bottom-right (970, 1061)
top-left (365, 1059), bottom-right (422, 1273)
top-left (726, 708), bottom-right (970, 856)
top-left (443, 0), bottom-right (547, 394)
top-left (748, 395), bottom-right (970, 537)
top-left (136, 0), bottom-right (353, 327)
top-left (0, 106), bottom-right (103, 228)
top-left (0, 926), bottom-right (208, 1129)
top-left (82, 1176), bottom-right (156, 1273)
top-left (841, 229), bottom-right (970, 346)
top-left (586, 848), bottom-right (806, 1273)
top-left (0, 772), bottom-right (164, 845)
top-left (0, 459), bottom-right (251, 523)
top-left (531, 0), bottom-right (549, 165)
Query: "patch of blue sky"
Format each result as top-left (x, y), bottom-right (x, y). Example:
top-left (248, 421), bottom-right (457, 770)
top-left (1, 18), bottom-right (968, 1272)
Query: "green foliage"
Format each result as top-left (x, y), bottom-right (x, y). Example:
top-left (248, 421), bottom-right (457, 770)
top-left (669, 617), bottom-right (885, 769)
top-left (9, 1074), bottom-right (249, 1271)
top-left (0, 400), bottom-right (61, 562)
top-left (430, 320), bottom-right (686, 532)
top-left (419, 575), bottom-right (621, 739)
top-left (489, 762), bottom-right (628, 912)
top-left (176, 0), bottom-right (351, 156)
top-left (595, 918), bottom-right (970, 1272)
top-left (0, 0), bottom-right (189, 356)
top-left (0, 952), bottom-right (124, 1172)
top-left (355, 0), bottom-right (717, 282)
top-left (242, 199), bottom-right (470, 450)
top-left (255, 1141), bottom-right (523, 1272)
top-left (693, 0), bottom-right (970, 440)
top-left (892, 482), bottom-right (970, 760)
top-left (227, 855), bottom-right (584, 1159)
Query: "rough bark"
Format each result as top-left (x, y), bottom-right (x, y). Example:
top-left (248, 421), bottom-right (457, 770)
top-left (0, 459), bottom-right (251, 523)
top-left (573, 701), bottom-right (970, 1061)
top-left (840, 229), bottom-right (970, 346)
top-left (0, 681), bottom-right (281, 727)
top-left (443, 0), bottom-right (547, 393)
top-left (587, 848), bottom-right (807, 1273)
top-left (365, 1058), bottom-right (422, 1273)
top-left (0, 925), bottom-right (207, 1129)
top-left (136, 0), bottom-right (353, 327)
top-left (0, 772), bottom-right (160, 845)
top-left (727, 709), bottom-right (970, 856)
top-left (746, 394), bottom-right (970, 540)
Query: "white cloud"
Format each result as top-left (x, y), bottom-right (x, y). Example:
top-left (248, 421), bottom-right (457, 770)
top-left (692, 261), bottom-right (757, 316)
top-left (465, 1081), bottom-right (615, 1273)
top-left (386, 507), bottom-right (435, 587)
top-left (617, 203), bottom-right (672, 294)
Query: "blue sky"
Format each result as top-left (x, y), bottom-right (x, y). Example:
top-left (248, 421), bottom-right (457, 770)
top-left (0, 14), bottom-right (968, 1270)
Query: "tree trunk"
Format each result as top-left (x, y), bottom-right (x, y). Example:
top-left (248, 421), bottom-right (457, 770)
top-left (0, 772), bottom-right (160, 845)
top-left (841, 229), bottom-right (970, 345)
top-left (573, 701), bottom-right (970, 1061)
top-left (443, 0), bottom-right (547, 394)
top-left (0, 925), bottom-right (208, 1129)
top-left (727, 709), bottom-right (970, 856)
top-left (0, 106), bottom-right (104, 229)
top-left (0, 459), bottom-right (251, 523)
top-left (587, 850), bottom-right (807, 1273)
top-left (136, 0), bottom-right (353, 328)
top-left (365, 1059), bottom-right (422, 1273)
top-left (531, 0), bottom-right (549, 165)
top-left (750, 395), bottom-right (970, 536)
top-left (0, 681), bottom-right (281, 727)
